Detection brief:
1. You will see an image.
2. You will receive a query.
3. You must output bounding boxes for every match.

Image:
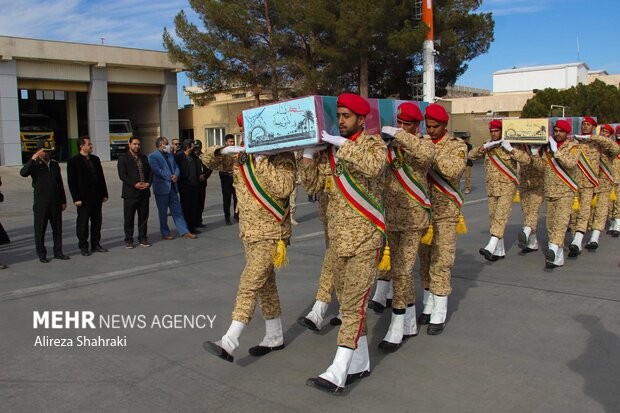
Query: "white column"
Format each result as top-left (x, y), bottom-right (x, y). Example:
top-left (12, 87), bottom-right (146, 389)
top-left (423, 39), bottom-right (435, 103)
top-left (88, 66), bottom-right (110, 161)
top-left (0, 60), bottom-right (21, 166)
top-left (159, 71), bottom-right (179, 140)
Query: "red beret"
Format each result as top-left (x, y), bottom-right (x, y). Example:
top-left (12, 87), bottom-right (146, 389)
top-left (397, 103), bottom-right (423, 122)
top-left (582, 116), bottom-right (597, 127)
top-left (337, 93), bottom-right (370, 116)
top-left (616, 125), bottom-right (620, 132)
top-left (237, 113), bottom-right (244, 128)
top-left (555, 119), bottom-right (572, 134)
top-left (489, 120), bottom-right (502, 130)
top-left (424, 103), bottom-right (449, 123)
top-left (601, 124), bottom-right (614, 135)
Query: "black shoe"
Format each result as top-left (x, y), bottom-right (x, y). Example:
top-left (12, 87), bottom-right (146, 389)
top-left (584, 241), bottom-right (598, 250)
top-left (248, 344), bottom-right (285, 356)
top-left (367, 300), bottom-right (385, 314)
top-left (329, 317), bottom-right (342, 326)
top-left (491, 255), bottom-right (505, 260)
top-left (427, 322), bottom-right (446, 335)
top-left (197, 223), bottom-right (207, 228)
top-left (203, 341), bottom-right (233, 362)
top-left (385, 299), bottom-right (392, 308)
top-left (80, 249), bottom-right (91, 256)
top-left (545, 261), bottom-right (561, 269)
top-left (91, 245), bottom-right (108, 253)
top-left (522, 247), bottom-right (538, 254)
top-left (418, 313), bottom-right (431, 325)
top-left (39, 257), bottom-right (49, 263)
top-left (191, 229), bottom-right (202, 234)
top-left (297, 316), bottom-right (319, 332)
top-left (54, 254), bottom-right (70, 260)
top-left (517, 230), bottom-right (528, 248)
top-left (612, 230), bottom-right (620, 238)
top-left (306, 377), bottom-right (343, 395)
top-left (139, 240), bottom-right (152, 248)
top-left (403, 332), bottom-right (418, 339)
top-left (378, 340), bottom-right (401, 352)
top-left (545, 248), bottom-right (556, 263)
top-left (346, 370), bottom-right (371, 385)
top-left (568, 244), bottom-right (580, 257)
top-left (225, 218), bottom-right (232, 226)
top-left (479, 248), bottom-right (497, 261)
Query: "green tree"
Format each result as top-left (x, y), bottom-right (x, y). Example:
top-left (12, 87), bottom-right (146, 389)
top-left (521, 80), bottom-right (620, 123)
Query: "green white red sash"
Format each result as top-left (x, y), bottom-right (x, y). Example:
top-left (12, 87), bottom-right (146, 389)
top-left (238, 153), bottom-right (289, 222)
top-left (577, 150), bottom-right (599, 187)
top-left (599, 160), bottom-right (614, 184)
top-left (328, 146), bottom-right (386, 234)
top-left (387, 147), bottom-right (432, 210)
top-left (489, 149), bottom-right (519, 185)
top-left (545, 147), bottom-right (578, 192)
top-left (428, 169), bottom-right (464, 209)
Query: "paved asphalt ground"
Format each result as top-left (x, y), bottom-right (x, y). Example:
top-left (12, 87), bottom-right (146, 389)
top-left (0, 159), bottom-right (618, 413)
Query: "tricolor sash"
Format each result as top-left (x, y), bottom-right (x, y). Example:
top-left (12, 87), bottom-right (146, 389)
top-left (328, 146), bottom-right (386, 235)
top-left (599, 160), bottom-right (614, 184)
top-left (577, 150), bottom-right (599, 187)
top-left (489, 150), bottom-right (519, 185)
top-left (387, 147), bottom-right (432, 211)
top-left (238, 153), bottom-right (289, 222)
top-left (427, 169), bottom-right (464, 209)
top-left (545, 147), bottom-right (578, 192)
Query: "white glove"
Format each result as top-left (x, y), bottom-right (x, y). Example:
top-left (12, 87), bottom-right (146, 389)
top-left (302, 145), bottom-right (326, 159)
top-left (548, 136), bottom-right (558, 153)
top-left (529, 145), bottom-right (541, 155)
top-left (381, 126), bottom-right (403, 137)
top-left (483, 140), bottom-right (502, 150)
top-left (501, 139), bottom-right (513, 152)
top-left (321, 130), bottom-right (347, 147)
top-left (221, 145), bottom-right (244, 155)
top-left (254, 154), bottom-right (265, 163)
top-left (574, 134), bottom-right (590, 141)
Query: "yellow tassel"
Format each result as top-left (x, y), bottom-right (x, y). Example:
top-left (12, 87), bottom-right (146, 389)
top-left (456, 213), bottom-right (468, 234)
top-left (513, 190), bottom-right (520, 203)
top-left (610, 188), bottom-right (617, 201)
top-left (377, 244), bottom-right (391, 272)
top-left (324, 176), bottom-right (333, 192)
top-left (272, 239), bottom-right (288, 269)
top-left (591, 194), bottom-right (598, 207)
top-left (572, 195), bottom-right (581, 211)
top-left (421, 224), bottom-right (433, 245)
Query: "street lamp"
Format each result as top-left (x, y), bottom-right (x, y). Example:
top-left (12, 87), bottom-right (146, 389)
top-left (550, 105), bottom-right (568, 117)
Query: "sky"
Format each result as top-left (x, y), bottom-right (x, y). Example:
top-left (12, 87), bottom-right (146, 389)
top-left (1, 0), bottom-right (619, 105)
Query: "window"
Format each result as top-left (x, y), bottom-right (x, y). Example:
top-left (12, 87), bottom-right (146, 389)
top-left (232, 93), bottom-right (245, 99)
top-left (20, 90), bottom-right (28, 100)
top-left (205, 127), bottom-right (226, 146)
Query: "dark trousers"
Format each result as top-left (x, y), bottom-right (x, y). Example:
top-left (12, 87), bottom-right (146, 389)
top-left (179, 184), bottom-right (201, 231)
top-left (34, 202), bottom-right (63, 258)
top-left (76, 201), bottom-right (103, 251)
top-left (220, 175), bottom-right (237, 219)
top-left (123, 196), bottom-right (149, 243)
top-left (197, 183), bottom-right (207, 224)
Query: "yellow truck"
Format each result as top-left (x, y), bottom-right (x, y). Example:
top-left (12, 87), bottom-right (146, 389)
top-left (20, 114), bottom-right (55, 159)
top-left (109, 119), bottom-right (133, 159)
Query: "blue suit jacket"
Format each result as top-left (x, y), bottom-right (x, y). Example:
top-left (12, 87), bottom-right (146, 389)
top-left (148, 150), bottom-right (180, 195)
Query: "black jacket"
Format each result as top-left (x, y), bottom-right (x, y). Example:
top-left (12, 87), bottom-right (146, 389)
top-left (117, 152), bottom-right (152, 199)
top-left (177, 152), bottom-right (211, 187)
top-left (67, 154), bottom-right (109, 204)
top-left (20, 158), bottom-right (67, 205)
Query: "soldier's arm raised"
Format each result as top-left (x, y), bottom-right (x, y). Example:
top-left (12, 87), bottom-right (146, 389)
top-left (555, 142), bottom-right (579, 169)
top-left (336, 136), bottom-right (387, 178)
top-left (511, 146), bottom-right (531, 165)
top-left (394, 132), bottom-right (435, 165)
top-left (435, 140), bottom-right (468, 180)
top-left (202, 145), bottom-right (227, 171)
top-left (300, 152), bottom-right (325, 195)
top-left (593, 135), bottom-right (620, 156)
top-left (254, 154), bottom-right (296, 199)
top-left (468, 145), bottom-right (485, 161)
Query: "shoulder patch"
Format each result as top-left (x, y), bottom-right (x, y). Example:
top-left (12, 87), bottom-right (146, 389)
top-left (458, 150), bottom-right (466, 159)
top-left (570, 147), bottom-right (578, 154)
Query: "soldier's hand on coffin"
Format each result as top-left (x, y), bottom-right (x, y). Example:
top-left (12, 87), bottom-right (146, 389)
top-left (321, 130), bottom-right (346, 147)
top-left (483, 140), bottom-right (502, 150)
top-left (221, 145), bottom-right (245, 155)
top-left (303, 145), bottom-right (326, 159)
top-left (381, 126), bottom-right (403, 138)
top-left (529, 145), bottom-right (541, 155)
top-left (547, 136), bottom-right (558, 153)
top-left (574, 134), bottom-right (590, 141)
top-left (500, 139), bottom-right (513, 152)
top-left (254, 154), bottom-right (267, 162)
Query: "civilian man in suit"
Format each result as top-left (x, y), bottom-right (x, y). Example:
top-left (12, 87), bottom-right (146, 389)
top-left (117, 136), bottom-right (153, 248)
top-left (147, 137), bottom-right (197, 240)
top-left (67, 136), bottom-right (109, 256)
top-left (20, 140), bottom-right (69, 263)
top-left (193, 140), bottom-right (212, 228)
top-left (176, 139), bottom-right (204, 234)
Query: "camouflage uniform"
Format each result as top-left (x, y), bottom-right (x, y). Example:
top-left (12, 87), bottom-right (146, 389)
top-left (419, 135), bottom-right (467, 296)
top-left (543, 140), bottom-right (580, 245)
top-left (314, 187), bottom-right (335, 304)
top-left (519, 148), bottom-right (545, 232)
top-left (590, 147), bottom-right (620, 232)
top-left (468, 143), bottom-right (530, 238)
top-left (204, 147), bottom-right (296, 324)
top-left (613, 151), bottom-right (620, 220)
top-left (384, 131), bottom-right (434, 310)
top-left (301, 131), bottom-right (387, 349)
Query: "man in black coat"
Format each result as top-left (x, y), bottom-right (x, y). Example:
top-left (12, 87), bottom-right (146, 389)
top-left (20, 140), bottom-right (69, 263)
top-left (117, 136), bottom-right (153, 248)
top-left (192, 140), bottom-right (212, 228)
top-left (176, 139), bottom-right (208, 233)
top-left (67, 136), bottom-right (109, 256)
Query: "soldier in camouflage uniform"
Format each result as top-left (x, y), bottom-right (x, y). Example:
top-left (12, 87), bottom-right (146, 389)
top-left (469, 120), bottom-right (530, 261)
top-left (202, 138), bottom-right (297, 362)
top-left (610, 126), bottom-right (620, 237)
top-left (302, 93), bottom-right (387, 394)
top-left (517, 143), bottom-right (545, 253)
top-left (376, 102), bottom-right (434, 351)
top-left (568, 117), bottom-right (620, 256)
top-left (417, 104), bottom-right (467, 335)
top-left (543, 120), bottom-right (580, 268)
top-left (586, 124), bottom-right (620, 248)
